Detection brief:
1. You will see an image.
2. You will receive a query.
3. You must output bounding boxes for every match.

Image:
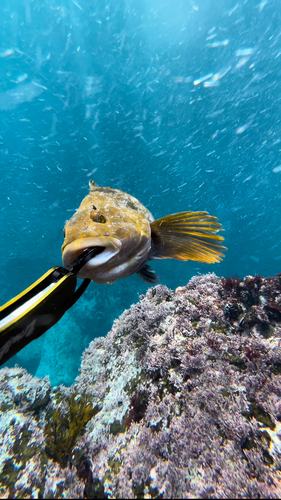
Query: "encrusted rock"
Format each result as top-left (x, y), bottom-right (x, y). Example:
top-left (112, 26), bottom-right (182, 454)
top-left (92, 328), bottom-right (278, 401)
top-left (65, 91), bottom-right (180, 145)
top-left (1, 273), bottom-right (281, 498)
top-left (0, 366), bottom-right (51, 412)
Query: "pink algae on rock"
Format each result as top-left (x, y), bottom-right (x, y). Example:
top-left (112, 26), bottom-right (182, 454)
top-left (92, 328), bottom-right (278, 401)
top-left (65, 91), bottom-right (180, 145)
top-left (1, 273), bottom-right (281, 498)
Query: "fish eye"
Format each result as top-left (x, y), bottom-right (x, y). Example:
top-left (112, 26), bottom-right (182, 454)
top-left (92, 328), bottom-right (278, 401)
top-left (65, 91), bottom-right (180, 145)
top-left (63, 229), bottom-right (66, 237)
top-left (98, 213), bottom-right (106, 223)
top-left (90, 211), bottom-right (107, 223)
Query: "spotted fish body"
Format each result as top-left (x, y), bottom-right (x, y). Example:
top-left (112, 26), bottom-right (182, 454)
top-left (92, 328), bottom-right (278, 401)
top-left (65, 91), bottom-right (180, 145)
top-left (62, 181), bottom-right (227, 284)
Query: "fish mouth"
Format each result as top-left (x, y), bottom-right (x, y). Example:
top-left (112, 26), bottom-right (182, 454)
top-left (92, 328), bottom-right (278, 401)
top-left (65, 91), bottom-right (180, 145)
top-left (62, 237), bottom-right (122, 275)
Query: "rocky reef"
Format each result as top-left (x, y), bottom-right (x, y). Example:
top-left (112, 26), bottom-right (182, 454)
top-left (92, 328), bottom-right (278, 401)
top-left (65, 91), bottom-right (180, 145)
top-left (1, 273), bottom-right (281, 498)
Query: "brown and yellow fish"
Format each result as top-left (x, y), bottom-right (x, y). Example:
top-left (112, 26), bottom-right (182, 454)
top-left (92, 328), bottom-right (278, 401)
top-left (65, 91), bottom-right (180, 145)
top-left (61, 181), bottom-right (227, 284)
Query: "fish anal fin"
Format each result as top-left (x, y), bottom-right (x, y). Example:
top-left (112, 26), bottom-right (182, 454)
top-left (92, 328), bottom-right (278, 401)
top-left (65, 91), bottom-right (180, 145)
top-left (150, 211), bottom-right (227, 264)
top-left (137, 264), bottom-right (159, 284)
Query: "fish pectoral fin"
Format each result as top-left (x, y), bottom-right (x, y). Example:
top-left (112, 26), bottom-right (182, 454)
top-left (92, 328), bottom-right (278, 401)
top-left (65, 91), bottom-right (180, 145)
top-left (150, 211), bottom-right (227, 264)
top-left (136, 264), bottom-right (159, 284)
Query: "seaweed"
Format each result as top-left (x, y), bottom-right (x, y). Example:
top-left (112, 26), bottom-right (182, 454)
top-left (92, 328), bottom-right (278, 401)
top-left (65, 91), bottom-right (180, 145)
top-left (221, 275), bottom-right (242, 295)
top-left (109, 418), bottom-right (127, 435)
top-left (77, 457), bottom-right (107, 499)
top-left (125, 389), bottom-right (149, 427)
top-left (221, 275), bottom-right (263, 307)
top-left (44, 393), bottom-right (101, 468)
top-left (223, 301), bottom-right (243, 321)
top-left (242, 402), bottom-right (275, 431)
top-left (228, 354), bottom-right (247, 371)
top-left (264, 301), bottom-right (281, 321)
top-left (0, 425), bottom-right (44, 497)
top-left (245, 346), bottom-right (261, 361)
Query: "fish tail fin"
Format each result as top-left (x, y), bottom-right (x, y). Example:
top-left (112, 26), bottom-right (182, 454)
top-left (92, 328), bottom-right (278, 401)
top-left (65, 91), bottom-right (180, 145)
top-left (150, 211), bottom-right (227, 264)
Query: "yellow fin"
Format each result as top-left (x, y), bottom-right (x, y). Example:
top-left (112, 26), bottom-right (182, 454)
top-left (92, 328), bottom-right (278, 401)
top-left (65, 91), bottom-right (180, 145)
top-left (150, 211), bottom-right (227, 263)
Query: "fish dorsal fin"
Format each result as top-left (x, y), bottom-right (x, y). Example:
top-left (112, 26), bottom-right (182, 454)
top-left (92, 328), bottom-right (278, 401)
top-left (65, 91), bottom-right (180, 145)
top-left (136, 264), bottom-right (159, 284)
top-left (150, 211), bottom-right (227, 264)
top-left (89, 180), bottom-right (100, 190)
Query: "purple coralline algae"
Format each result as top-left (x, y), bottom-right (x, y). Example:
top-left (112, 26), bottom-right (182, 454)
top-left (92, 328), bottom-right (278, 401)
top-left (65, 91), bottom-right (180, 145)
top-left (1, 273), bottom-right (281, 498)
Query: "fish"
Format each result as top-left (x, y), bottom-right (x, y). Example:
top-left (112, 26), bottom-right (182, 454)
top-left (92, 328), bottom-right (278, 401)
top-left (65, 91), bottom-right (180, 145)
top-left (61, 181), bottom-right (227, 284)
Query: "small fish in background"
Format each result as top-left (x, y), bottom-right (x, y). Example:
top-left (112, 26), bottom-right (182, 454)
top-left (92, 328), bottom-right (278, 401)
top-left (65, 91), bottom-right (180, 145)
top-left (0, 80), bottom-right (46, 110)
top-left (62, 181), bottom-right (227, 284)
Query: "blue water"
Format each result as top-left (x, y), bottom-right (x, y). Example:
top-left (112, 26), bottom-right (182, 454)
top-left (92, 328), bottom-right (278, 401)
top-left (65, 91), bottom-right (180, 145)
top-left (1, 0), bottom-right (280, 385)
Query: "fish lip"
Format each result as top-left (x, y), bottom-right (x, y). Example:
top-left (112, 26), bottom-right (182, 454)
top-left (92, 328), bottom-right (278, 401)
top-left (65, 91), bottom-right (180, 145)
top-left (62, 237), bottom-right (122, 271)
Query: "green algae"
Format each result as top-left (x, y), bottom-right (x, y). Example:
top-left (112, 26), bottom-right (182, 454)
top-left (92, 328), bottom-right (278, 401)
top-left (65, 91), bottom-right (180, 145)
top-left (132, 480), bottom-right (145, 498)
top-left (228, 354), bottom-right (247, 371)
top-left (211, 322), bottom-right (227, 334)
top-left (45, 393), bottom-right (101, 468)
top-left (0, 402), bottom-right (14, 411)
top-left (132, 480), bottom-right (161, 499)
top-left (51, 389), bottom-right (65, 405)
top-left (191, 321), bottom-right (199, 329)
top-left (124, 373), bottom-right (147, 396)
top-left (13, 427), bottom-right (35, 460)
top-left (272, 361), bottom-right (281, 375)
top-left (242, 431), bottom-right (274, 467)
top-left (0, 425), bottom-right (43, 497)
top-left (157, 374), bottom-right (177, 399)
top-left (133, 334), bottom-right (147, 348)
top-left (242, 402), bottom-right (275, 431)
top-left (109, 418), bottom-right (127, 435)
top-left (257, 323), bottom-right (275, 339)
top-left (149, 486), bottom-right (161, 499)
top-left (207, 355), bottom-right (217, 361)
top-left (188, 297), bottom-right (199, 307)
top-left (1, 459), bottom-right (21, 497)
top-left (108, 458), bottom-right (121, 475)
top-left (220, 388), bottom-right (230, 398)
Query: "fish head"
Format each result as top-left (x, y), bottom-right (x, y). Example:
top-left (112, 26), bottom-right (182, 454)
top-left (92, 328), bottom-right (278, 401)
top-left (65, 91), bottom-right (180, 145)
top-left (61, 182), bottom-right (153, 283)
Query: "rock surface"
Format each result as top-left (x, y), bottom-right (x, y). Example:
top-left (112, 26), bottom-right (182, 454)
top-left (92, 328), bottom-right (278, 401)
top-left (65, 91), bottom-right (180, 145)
top-left (1, 273), bottom-right (281, 498)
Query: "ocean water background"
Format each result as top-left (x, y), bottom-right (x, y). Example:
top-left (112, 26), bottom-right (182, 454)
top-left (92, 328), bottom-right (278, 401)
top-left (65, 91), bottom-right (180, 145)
top-left (0, 0), bottom-right (280, 385)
